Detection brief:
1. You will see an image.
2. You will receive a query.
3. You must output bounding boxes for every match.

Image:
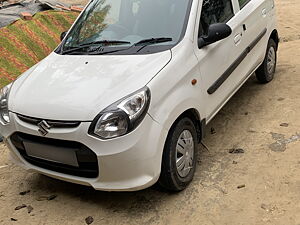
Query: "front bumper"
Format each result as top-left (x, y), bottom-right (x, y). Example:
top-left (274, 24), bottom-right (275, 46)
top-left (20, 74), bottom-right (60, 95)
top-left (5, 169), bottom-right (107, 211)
top-left (1, 112), bottom-right (167, 191)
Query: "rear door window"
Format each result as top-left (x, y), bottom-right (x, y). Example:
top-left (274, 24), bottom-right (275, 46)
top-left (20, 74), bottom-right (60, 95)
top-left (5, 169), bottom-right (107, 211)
top-left (199, 0), bottom-right (234, 36)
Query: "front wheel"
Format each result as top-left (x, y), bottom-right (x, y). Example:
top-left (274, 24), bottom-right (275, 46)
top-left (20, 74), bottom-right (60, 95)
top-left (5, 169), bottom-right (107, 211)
top-left (158, 117), bottom-right (198, 191)
top-left (256, 39), bottom-right (278, 83)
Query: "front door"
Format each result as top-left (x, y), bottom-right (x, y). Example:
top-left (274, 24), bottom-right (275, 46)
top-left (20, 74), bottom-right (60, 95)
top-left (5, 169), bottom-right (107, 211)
top-left (194, 0), bottom-right (251, 121)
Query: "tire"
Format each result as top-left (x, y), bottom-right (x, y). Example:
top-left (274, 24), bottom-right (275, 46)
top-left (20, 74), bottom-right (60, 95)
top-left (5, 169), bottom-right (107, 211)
top-left (256, 39), bottom-right (277, 83)
top-left (158, 117), bottom-right (198, 191)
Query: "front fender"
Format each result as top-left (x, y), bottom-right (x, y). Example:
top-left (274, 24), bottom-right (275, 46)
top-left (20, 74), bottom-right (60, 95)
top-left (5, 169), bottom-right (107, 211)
top-left (147, 41), bottom-right (205, 132)
top-left (149, 93), bottom-right (202, 132)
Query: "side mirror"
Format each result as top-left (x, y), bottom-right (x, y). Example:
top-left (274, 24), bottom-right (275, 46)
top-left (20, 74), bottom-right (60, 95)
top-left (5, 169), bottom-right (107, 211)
top-left (198, 23), bottom-right (232, 48)
top-left (60, 31), bottom-right (67, 41)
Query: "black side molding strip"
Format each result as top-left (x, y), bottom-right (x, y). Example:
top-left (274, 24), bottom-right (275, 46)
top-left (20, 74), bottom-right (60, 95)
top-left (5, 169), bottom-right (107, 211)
top-left (207, 28), bottom-right (267, 95)
top-left (248, 28), bottom-right (267, 52)
top-left (207, 49), bottom-right (248, 94)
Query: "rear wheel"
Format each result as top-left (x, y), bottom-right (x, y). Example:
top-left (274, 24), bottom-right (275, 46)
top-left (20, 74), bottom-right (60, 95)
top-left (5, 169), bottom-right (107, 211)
top-left (158, 117), bottom-right (197, 191)
top-left (256, 39), bottom-right (277, 83)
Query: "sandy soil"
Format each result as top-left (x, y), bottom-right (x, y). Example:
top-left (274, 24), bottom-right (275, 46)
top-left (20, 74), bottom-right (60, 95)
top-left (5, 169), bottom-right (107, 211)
top-left (0, 0), bottom-right (300, 224)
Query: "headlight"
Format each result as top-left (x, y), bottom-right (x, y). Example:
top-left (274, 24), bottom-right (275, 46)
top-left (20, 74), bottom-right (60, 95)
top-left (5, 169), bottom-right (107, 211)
top-left (0, 83), bottom-right (12, 125)
top-left (89, 87), bottom-right (151, 139)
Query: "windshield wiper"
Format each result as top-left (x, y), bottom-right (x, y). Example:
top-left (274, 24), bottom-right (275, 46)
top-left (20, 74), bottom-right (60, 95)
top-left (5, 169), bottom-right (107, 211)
top-left (132, 37), bottom-right (173, 52)
top-left (61, 40), bottom-right (131, 55)
top-left (61, 38), bottom-right (173, 55)
top-left (92, 37), bottom-right (174, 55)
top-left (134, 37), bottom-right (173, 46)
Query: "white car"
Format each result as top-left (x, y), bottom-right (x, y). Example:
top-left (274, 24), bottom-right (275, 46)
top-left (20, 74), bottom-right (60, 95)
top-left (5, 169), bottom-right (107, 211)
top-left (0, 0), bottom-right (278, 191)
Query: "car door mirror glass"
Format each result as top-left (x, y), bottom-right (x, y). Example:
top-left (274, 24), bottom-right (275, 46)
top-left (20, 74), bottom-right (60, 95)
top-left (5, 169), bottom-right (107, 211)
top-left (198, 23), bottom-right (232, 48)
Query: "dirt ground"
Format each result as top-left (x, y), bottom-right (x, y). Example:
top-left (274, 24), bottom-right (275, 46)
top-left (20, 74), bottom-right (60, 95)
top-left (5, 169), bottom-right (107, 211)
top-left (0, 0), bottom-right (300, 224)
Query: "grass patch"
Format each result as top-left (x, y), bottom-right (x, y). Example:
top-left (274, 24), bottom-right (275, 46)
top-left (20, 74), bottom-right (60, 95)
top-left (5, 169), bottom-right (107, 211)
top-left (27, 21), bottom-right (58, 50)
top-left (0, 36), bottom-right (35, 67)
top-left (0, 10), bottom-right (78, 87)
top-left (0, 77), bottom-right (13, 88)
top-left (0, 56), bottom-right (22, 78)
top-left (7, 24), bottom-right (50, 60)
top-left (38, 14), bottom-right (64, 36)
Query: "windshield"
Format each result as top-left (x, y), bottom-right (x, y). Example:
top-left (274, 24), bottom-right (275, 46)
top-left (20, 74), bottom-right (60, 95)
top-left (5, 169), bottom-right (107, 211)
top-left (60, 0), bottom-right (192, 55)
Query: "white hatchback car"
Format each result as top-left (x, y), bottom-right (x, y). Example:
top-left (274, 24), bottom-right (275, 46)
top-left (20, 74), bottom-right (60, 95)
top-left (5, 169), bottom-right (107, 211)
top-left (0, 0), bottom-right (278, 191)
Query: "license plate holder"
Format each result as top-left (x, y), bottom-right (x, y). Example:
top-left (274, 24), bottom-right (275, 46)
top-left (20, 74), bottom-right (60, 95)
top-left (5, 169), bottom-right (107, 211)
top-left (23, 141), bottom-right (79, 167)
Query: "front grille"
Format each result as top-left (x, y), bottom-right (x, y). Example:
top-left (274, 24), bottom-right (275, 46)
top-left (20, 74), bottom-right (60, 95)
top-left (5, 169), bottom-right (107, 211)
top-left (10, 132), bottom-right (99, 178)
top-left (17, 114), bottom-right (81, 128)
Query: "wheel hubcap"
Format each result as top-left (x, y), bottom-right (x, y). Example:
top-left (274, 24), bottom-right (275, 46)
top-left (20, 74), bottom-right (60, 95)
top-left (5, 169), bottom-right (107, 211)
top-left (175, 130), bottom-right (194, 178)
top-left (267, 47), bottom-right (276, 74)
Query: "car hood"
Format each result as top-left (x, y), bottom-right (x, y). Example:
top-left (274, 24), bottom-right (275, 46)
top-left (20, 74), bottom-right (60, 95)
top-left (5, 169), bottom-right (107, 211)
top-left (9, 51), bottom-right (171, 121)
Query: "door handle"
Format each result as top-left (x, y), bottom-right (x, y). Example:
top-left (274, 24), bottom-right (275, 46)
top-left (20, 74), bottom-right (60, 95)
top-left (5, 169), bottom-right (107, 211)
top-left (262, 8), bottom-right (267, 17)
top-left (234, 33), bottom-right (242, 45)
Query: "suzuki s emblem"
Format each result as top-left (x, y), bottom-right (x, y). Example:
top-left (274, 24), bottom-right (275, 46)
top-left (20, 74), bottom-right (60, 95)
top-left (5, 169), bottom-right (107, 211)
top-left (37, 120), bottom-right (51, 136)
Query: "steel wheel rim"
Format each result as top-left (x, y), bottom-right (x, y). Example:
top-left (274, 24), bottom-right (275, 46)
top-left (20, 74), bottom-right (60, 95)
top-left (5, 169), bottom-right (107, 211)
top-left (267, 47), bottom-right (276, 74)
top-left (175, 130), bottom-right (194, 178)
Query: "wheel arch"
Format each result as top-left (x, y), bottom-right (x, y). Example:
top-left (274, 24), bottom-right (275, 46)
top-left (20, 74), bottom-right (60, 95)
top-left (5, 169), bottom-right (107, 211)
top-left (166, 108), bottom-right (205, 144)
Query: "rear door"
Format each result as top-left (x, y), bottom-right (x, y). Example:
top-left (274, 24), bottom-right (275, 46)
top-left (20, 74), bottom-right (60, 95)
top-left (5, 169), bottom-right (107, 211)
top-left (235, 0), bottom-right (270, 69)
